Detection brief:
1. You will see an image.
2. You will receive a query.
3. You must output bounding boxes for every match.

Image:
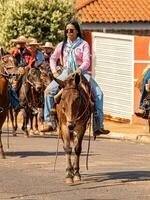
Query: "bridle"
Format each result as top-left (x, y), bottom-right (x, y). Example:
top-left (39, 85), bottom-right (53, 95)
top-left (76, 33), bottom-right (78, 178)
top-left (62, 85), bottom-right (92, 122)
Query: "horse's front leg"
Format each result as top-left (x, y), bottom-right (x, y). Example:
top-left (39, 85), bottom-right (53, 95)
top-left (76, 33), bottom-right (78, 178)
top-left (34, 113), bottom-right (40, 134)
top-left (63, 129), bottom-right (73, 184)
top-left (14, 110), bottom-right (19, 132)
top-left (29, 112), bottom-right (34, 135)
top-left (9, 107), bottom-right (17, 136)
top-left (73, 136), bottom-right (83, 182)
top-left (148, 111), bottom-right (150, 133)
top-left (0, 129), bottom-right (5, 159)
top-left (22, 109), bottom-right (29, 137)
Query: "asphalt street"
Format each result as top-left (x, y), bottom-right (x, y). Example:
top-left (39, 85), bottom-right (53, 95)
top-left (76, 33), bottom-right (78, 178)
top-left (1, 132), bottom-right (150, 200)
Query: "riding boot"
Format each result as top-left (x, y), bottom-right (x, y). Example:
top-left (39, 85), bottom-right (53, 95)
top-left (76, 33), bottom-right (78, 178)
top-left (40, 120), bottom-right (57, 132)
top-left (93, 111), bottom-right (110, 140)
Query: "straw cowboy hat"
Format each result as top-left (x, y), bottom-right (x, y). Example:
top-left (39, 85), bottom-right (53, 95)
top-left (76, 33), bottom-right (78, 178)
top-left (11, 35), bottom-right (28, 43)
top-left (28, 38), bottom-right (41, 46)
top-left (42, 42), bottom-right (54, 49)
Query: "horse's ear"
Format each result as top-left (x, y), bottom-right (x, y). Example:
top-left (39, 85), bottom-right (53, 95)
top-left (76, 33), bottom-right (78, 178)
top-left (75, 73), bottom-right (80, 86)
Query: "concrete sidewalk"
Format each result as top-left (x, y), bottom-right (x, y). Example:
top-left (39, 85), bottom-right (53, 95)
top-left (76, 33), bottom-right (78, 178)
top-left (3, 117), bottom-right (150, 144)
top-left (99, 120), bottom-right (150, 144)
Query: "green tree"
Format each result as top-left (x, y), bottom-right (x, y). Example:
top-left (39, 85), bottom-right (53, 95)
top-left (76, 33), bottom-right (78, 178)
top-left (0, 0), bottom-right (75, 46)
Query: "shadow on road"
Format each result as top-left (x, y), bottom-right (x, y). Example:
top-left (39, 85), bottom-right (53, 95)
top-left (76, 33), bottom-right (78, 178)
top-left (5, 151), bottom-right (95, 158)
top-left (83, 170), bottom-right (150, 183)
top-left (6, 151), bottom-right (64, 158)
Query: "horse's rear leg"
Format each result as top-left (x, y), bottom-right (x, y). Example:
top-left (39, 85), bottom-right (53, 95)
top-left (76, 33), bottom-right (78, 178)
top-left (0, 130), bottom-right (5, 159)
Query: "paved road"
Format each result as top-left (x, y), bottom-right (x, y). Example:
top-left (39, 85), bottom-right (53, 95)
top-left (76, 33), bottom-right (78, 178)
top-left (1, 132), bottom-right (150, 200)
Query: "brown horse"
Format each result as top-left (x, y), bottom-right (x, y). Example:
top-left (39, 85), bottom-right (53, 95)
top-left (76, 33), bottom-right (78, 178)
top-left (53, 73), bottom-right (93, 184)
top-left (0, 68), bottom-right (9, 158)
top-left (0, 53), bottom-right (21, 136)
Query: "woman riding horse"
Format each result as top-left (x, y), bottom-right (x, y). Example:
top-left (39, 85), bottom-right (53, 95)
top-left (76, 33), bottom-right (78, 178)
top-left (41, 19), bottom-right (110, 137)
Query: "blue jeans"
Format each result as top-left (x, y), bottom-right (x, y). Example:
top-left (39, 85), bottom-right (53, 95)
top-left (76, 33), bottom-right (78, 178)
top-left (44, 70), bottom-right (104, 131)
top-left (8, 83), bottom-right (20, 110)
top-left (140, 68), bottom-right (150, 110)
top-left (83, 73), bottom-right (104, 131)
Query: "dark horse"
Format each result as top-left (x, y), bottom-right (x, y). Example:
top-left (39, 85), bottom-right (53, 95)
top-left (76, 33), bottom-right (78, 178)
top-left (13, 67), bottom-right (43, 136)
top-left (0, 67), bottom-right (9, 158)
top-left (10, 65), bottom-right (52, 136)
top-left (53, 73), bottom-right (93, 184)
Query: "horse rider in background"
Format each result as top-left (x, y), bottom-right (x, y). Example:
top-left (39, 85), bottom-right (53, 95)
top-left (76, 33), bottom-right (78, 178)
top-left (28, 38), bottom-right (45, 68)
top-left (2, 35), bottom-right (32, 112)
top-left (135, 64), bottom-right (150, 118)
top-left (41, 42), bottom-right (54, 67)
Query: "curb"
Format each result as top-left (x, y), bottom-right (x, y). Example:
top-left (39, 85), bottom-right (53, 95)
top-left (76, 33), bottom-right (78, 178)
top-left (97, 132), bottom-right (150, 144)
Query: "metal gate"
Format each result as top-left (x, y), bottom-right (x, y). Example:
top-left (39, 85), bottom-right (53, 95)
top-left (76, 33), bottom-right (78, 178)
top-left (92, 32), bottom-right (134, 119)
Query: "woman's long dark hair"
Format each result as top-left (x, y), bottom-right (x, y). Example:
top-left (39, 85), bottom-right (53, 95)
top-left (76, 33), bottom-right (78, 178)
top-left (61, 19), bottom-right (83, 65)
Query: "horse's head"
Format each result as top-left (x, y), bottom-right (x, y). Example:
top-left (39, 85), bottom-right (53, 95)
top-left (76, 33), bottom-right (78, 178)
top-left (26, 68), bottom-right (42, 92)
top-left (40, 67), bottom-right (53, 88)
top-left (58, 73), bottom-right (84, 130)
top-left (0, 54), bottom-right (18, 78)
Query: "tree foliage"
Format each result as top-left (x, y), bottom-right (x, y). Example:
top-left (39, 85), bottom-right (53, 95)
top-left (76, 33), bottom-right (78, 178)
top-left (0, 0), bottom-right (75, 46)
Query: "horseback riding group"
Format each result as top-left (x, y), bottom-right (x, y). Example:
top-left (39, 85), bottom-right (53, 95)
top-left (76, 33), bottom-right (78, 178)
top-left (0, 19), bottom-right (149, 183)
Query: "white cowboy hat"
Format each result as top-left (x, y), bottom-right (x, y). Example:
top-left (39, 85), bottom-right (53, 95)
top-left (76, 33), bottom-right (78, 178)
top-left (11, 35), bottom-right (28, 43)
top-left (42, 42), bottom-right (54, 49)
top-left (28, 38), bottom-right (41, 46)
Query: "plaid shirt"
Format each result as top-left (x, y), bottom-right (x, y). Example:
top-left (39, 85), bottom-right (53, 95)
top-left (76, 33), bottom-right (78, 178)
top-left (13, 48), bottom-right (33, 67)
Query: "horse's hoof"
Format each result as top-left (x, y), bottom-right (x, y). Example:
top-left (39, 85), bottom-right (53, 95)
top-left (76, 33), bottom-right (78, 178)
top-left (29, 130), bottom-right (34, 136)
top-left (39, 132), bottom-right (45, 136)
top-left (13, 132), bottom-right (17, 137)
top-left (24, 133), bottom-right (29, 138)
top-left (34, 130), bottom-right (40, 135)
top-left (1, 153), bottom-right (6, 159)
top-left (65, 177), bottom-right (73, 184)
top-left (73, 175), bottom-right (81, 182)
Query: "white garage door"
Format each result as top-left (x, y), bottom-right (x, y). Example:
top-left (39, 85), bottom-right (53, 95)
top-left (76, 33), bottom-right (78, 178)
top-left (92, 32), bottom-right (134, 119)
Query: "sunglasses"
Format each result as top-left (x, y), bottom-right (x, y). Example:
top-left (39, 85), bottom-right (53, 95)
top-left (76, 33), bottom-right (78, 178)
top-left (66, 29), bottom-right (75, 33)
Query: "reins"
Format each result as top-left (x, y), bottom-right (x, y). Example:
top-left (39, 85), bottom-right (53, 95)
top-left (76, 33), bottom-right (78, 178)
top-left (72, 86), bottom-right (92, 122)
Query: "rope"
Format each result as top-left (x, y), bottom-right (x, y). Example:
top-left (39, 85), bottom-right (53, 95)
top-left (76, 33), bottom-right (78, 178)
top-left (6, 112), bottom-right (10, 149)
top-left (54, 128), bottom-right (60, 172)
top-left (86, 112), bottom-right (92, 170)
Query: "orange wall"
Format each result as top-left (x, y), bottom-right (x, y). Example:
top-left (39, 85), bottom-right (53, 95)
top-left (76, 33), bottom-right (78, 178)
top-left (134, 36), bottom-right (150, 60)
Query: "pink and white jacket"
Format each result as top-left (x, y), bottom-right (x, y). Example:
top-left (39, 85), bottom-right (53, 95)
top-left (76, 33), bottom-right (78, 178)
top-left (50, 38), bottom-right (90, 74)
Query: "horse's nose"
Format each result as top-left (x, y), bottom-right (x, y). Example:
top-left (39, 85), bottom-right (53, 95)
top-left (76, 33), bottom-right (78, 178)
top-left (67, 121), bottom-right (75, 130)
top-left (35, 83), bottom-right (42, 91)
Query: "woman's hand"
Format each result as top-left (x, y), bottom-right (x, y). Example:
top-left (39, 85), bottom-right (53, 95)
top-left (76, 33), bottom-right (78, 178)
top-left (75, 68), bottom-right (82, 75)
top-left (53, 72), bottom-right (60, 78)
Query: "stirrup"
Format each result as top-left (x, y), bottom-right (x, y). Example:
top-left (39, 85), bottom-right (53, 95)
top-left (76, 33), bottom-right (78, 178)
top-left (0, 107), bottom-right (4, 113)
